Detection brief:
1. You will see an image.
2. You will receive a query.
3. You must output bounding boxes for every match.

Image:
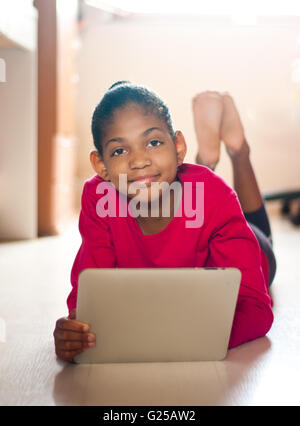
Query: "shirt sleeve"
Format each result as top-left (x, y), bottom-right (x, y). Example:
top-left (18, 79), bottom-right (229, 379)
top-left (204, 191), bottom-right (274, 348)
top-left (67, 181), bottom-right (117, 313)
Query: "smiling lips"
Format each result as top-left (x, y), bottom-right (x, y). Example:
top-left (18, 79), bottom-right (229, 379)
top-left (129, 174), bottom-right (160, 187)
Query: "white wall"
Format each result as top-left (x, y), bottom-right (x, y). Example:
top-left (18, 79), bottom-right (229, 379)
top-left (75, 6), bottom-right (300, 201)
top-left (0, 48), bottom-right (37, 240)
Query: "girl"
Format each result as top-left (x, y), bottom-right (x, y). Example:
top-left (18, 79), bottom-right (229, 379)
top-left (53, 82), bottom-right (276, 362)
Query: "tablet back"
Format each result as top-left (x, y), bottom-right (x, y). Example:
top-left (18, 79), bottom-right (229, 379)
top-left (75, 267), bottom-right (241, 363)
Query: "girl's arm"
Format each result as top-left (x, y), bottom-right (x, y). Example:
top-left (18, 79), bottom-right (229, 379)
top-left (67, 181), bottom-right (117, 313)
top-left (204, 191), bottom-right (274, 348)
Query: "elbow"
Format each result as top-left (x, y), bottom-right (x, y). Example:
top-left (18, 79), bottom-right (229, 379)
top-left (228, 302), bottom-right (274, 349)
top-left (259, 306), bottom-right (274, 338)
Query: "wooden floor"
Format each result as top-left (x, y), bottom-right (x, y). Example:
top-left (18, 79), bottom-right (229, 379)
top-left (0, 203), bottom-right (300, 406)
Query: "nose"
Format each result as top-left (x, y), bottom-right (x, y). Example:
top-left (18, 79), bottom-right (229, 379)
top-left (128, 148), bottom-right (152, 169)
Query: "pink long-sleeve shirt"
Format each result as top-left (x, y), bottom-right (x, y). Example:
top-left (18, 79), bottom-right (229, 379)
top-left (67, 163), bottom-right (273, 349)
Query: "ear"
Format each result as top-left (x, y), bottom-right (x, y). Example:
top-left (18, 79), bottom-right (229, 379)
top-left (90, 150), bottom-right (110, 181)
top-left (174, 131), bottom-right (187, 167)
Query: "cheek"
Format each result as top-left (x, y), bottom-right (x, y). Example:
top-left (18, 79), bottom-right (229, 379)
top-left (107, 167), bottom-right (130, 196)
top-left (160, 155), bottom-right (178, 180)
top-left (104, 160), bottom-right (127, 183)
top-left (160, 144), bottom-right (178, 166)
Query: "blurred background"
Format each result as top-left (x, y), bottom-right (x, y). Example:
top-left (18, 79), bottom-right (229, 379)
top-left (1, 0), bottom-right (300, 240)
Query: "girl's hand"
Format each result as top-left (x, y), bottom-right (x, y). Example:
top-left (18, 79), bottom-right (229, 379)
top-left (53, 309), bottom-right (96, 362)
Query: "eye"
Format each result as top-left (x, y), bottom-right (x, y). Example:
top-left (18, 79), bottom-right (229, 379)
top-left (111, 148), bottom-right (126, 157)
top-left (148, 139), bottom-right (163, 147)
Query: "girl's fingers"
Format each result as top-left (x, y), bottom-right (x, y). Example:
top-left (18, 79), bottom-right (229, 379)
top-left (56, 340), bottom-right (83, 350)
top-left (54, 315), bottom-right (96, 362)
top-left (55, 317), bottom-right (90, 333)
top-left (58, 348), bottom-right (85, 361)
top-left (55, 329), bottom-right (96, 342)
top-left (56, 339), bottom-right (96, 350)
top-left (55, 340), bottom-right (96, 362)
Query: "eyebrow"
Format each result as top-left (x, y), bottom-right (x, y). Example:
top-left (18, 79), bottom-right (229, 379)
top-left (104, 127), bottom-right (165, 148)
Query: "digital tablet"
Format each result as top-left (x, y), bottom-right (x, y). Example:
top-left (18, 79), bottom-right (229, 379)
top-left (74, 267), bottom-right (241, 363)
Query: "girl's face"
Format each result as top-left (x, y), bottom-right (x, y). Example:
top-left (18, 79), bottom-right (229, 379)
top-left (91, 103), bottom-right (187, 205)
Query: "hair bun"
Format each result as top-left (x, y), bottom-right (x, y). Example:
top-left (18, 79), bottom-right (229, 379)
top-left (108, 80), bottom-right (131, 90)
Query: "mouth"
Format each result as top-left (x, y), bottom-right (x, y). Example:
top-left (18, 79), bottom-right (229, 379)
top-left (128, 174), bottom-right (160, 187)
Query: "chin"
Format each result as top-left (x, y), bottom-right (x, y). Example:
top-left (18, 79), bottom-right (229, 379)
top-left (128, 188), bottom-right (161, 211)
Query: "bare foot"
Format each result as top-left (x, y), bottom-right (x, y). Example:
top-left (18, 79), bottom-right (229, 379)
top-left (220, 93), bottom-right (249, 157)
top-left (192, 91), bottom-right (223, 170)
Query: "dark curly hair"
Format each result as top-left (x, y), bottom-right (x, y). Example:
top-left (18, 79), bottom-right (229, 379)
top-left (91, 81), bottom-right (176, 156)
